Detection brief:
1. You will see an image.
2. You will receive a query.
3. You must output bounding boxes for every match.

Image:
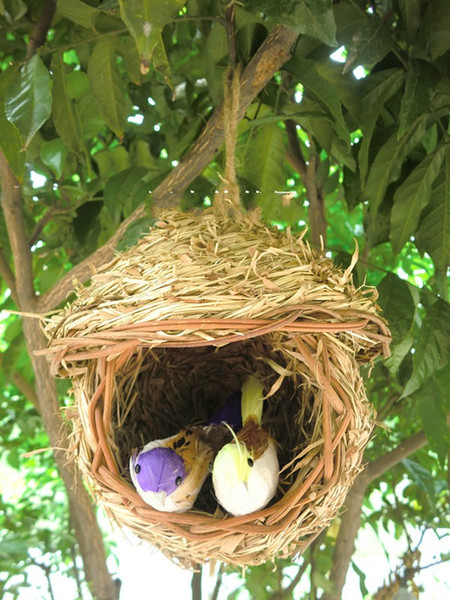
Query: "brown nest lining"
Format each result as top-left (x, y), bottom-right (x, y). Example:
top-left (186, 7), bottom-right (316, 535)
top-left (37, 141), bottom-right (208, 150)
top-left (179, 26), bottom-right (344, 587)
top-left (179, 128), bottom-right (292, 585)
top-left (43, 209), bottom-right (390, 567)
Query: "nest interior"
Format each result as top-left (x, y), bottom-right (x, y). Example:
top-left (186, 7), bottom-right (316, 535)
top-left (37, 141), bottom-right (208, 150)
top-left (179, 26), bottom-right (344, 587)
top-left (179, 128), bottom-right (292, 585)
top-left (43, 209), bottom-right (391, 568)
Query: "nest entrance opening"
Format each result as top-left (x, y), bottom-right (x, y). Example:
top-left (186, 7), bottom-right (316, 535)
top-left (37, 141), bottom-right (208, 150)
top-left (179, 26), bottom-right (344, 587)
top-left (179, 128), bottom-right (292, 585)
top-left (112, 336), bottom-right (316, 514)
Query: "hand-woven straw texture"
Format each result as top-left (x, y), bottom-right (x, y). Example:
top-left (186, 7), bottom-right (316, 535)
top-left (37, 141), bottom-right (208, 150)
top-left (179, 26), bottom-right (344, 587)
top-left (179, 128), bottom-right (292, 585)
top-left (43, 209), bottom-right (390, 568)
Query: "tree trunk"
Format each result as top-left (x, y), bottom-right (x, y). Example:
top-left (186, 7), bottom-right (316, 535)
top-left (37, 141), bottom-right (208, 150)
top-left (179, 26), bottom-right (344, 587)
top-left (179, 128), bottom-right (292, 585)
top-left (0, 151), bottom-right (119, 600)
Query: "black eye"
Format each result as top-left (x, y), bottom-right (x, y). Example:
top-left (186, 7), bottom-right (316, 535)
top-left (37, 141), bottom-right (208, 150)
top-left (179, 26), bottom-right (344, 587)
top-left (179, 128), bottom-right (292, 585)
top-left (247, 458), bottom-right (254, 467)
top-left (175, 476), bottom-right (183, 486)
top-left (135, 464), bottom-right (141, 474)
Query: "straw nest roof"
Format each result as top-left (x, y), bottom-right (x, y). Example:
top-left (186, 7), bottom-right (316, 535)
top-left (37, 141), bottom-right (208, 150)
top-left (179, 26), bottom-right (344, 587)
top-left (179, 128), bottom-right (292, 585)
top-left (43, 208), bottom-right (391, 568)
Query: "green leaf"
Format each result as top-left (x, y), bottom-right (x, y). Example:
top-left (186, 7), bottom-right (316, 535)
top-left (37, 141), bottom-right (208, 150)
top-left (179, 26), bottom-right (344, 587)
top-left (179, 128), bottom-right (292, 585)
top-left (65, 70), bottom-right (89, 99)
top-left (76, 87), bottom-right (105, 139)
top-left (287, 58), bottom-right (350, 146)
top-left (291, 0), bottom-right (337, 46)
top-left (0, 0), bottom-right (27, 22)
top-left (50, 52), bottom-right (85, 157)
top-left (242, 123), bottom-right (286, 193)
top-left (116, 216), bottom-right (156, 252)
top-left (118, 0), bottom-right (187, 82)
top-left (4, 55), bottom-right (52, 149)
top-left (398, 0), bottom-right (422, 41)
top-left (403, 298), bottom-right (450, 397)
top-left (358, 68), bottom-right (404, 185)
top-left (415, 146), bottom-right (450, 272)
top-left (334, 2), bottom-right (367, 47)
top-left (351, 560), bottom-right (369, 598)
top-left (259, 0), bottom-right (336, 45)
top-left (398, 60), bottom-right (438, 138)
top-left (92, 145), bottom-right (131, 178)
top-left (56, 0), bottom-right (99, 29)
top-left (118, 38), bottom-right (142, 86)
top-left (365, 116), bottom-right (428, 224)
top-left (402, 458), bottom-right (438, 507)
top-left (88, 37), bottom-right (126, 138)
top-left (104, 167), bottom-right (150, 222)
top-left (130, 140), bottom-right (160, 169)
top-left (249, 0), bottom-right (337, 46)
top-left (315, 59), bottom-right (359, 118)
top-left (202, 21), bottom-right (228, 103)
top-left (0, 68), bottom-right (25, 180)
top-left (343, 165), bottom-right (361, 210)
top-left (377, 272), bottom-right (415, 346)
top-left (418, 376), bottom-right (450, 466)
top-left (384, 329), bottom-right (414, 376)
top-left (343, 14), bottom-right (392, 74)
top-left (0, 535), bottom-right (34, 561)
top-left (40, 139), bottom-right (69, 179)
top-left (425, 0), bottom-right (450, 60)
top-left (390, 146), bottom-right (444, 254)
top-left (150, 37), bottom-right (173, 93)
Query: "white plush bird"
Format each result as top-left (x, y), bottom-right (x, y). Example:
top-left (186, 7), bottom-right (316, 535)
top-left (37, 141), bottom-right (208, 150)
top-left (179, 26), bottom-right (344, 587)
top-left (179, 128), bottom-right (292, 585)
top-left (212, 375), bottom-right (279, 516)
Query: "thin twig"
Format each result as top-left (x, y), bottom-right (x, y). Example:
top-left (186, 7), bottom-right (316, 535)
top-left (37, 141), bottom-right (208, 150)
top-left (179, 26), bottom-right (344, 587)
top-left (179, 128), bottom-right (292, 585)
top-left (210, 564), bottom-right (223, 600)
top-left (29, 205), bottom-right (67, 247)
top-left (420, 558), bottom-right (450, 571)
top-left (377, 393), bottom-right (400, 422)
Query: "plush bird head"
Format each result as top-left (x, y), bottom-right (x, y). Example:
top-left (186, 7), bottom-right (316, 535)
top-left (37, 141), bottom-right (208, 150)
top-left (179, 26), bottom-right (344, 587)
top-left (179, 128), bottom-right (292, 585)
top-left (131, 447), bottom-right (186, 500)
top-left (212, 433), bottom-right (255, 487)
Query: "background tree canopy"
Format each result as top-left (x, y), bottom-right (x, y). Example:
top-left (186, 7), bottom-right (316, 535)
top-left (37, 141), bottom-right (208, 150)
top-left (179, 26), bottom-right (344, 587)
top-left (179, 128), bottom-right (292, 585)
top-left (0, 1), bottom-right (448, 599)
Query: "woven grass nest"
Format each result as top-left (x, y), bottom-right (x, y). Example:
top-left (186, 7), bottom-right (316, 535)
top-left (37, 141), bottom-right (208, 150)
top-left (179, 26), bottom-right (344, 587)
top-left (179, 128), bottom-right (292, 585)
top-left (43, 208), bottom-right (391, 568)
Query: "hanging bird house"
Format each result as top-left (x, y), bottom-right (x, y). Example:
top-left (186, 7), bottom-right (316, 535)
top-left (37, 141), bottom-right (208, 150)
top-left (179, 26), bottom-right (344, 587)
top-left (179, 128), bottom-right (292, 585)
top-left (43, 208), bottom-right (390, 568)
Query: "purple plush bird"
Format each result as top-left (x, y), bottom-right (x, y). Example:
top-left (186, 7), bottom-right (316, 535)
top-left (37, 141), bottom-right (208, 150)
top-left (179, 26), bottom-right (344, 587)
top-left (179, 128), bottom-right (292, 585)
top-left (130, 429), bottom-right (213, 512)
top-left (130, 390), bottom-right (242, 513)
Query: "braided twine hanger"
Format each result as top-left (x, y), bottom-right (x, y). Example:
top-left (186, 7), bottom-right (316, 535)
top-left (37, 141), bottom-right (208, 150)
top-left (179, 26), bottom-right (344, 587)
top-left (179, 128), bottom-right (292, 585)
top-left (214, 65), bottom-right (245, 220)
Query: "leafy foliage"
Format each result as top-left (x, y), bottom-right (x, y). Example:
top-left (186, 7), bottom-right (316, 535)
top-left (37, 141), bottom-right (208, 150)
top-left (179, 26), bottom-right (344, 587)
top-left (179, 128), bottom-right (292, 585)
top-left (0, 0), bottom-right (449, 598)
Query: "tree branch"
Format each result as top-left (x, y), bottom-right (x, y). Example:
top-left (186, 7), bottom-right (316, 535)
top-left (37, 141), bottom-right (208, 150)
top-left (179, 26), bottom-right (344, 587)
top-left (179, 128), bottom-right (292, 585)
top-left (191, 565), bottom-right (202, 600)
top-left (285, 120), bottom-right (326, 246)
top-left (286, 119), bottom-right (307, 179)
top-left (29, 205), bottom-right (66, 248)
top-left (364, 431), bottom-right (427, 484)
top-left (0, 151), bottom-right (35, 307)
top-left (38, 24), bottom-right (299, 313)
top-left (322, 430), bottom-right (428, 600)
top-left (285, 559), bottom-right (309, 596)
top-left (26, 0), bottom-right (57, 59)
